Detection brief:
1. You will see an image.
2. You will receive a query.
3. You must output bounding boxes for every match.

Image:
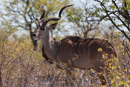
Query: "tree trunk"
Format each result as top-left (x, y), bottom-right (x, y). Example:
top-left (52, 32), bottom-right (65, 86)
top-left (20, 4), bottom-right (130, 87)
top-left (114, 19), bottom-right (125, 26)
top-left (29, 24), bottom-right (37, 51)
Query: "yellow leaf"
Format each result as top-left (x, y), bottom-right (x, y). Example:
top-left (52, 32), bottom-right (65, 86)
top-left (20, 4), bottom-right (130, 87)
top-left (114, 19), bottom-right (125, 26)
top-left (98, 48), bottom-right (102, 52)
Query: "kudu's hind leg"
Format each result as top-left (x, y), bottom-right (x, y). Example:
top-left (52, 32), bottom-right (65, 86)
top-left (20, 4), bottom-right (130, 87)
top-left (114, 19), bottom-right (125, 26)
top-left (97, 71), bottom-right (107, 85)
top-left (94, 64), bottom-right (107, 86)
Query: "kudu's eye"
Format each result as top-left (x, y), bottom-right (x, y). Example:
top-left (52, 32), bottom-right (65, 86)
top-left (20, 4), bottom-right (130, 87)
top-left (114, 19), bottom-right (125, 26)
top-left (41, 28), bottom-right (45, 31)
top-left (32, 34), bottom-right (36, 36)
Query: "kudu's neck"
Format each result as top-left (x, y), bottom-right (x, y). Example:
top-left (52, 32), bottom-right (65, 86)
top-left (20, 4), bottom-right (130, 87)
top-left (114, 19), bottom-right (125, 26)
top-left (41, 33), bottom-right (61, 61)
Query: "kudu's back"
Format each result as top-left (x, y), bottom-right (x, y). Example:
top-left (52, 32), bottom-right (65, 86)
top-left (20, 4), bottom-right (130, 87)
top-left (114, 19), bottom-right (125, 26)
top-left (58, 36), bottom-right (117, 69)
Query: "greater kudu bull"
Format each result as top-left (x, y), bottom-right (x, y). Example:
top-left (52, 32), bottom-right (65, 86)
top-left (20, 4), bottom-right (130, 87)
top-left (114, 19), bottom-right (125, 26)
top-left (32, 4), bottom-right (117, 86)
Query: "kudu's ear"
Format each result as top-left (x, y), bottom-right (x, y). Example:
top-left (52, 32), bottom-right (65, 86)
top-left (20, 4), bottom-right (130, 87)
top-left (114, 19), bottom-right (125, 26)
top-left (48, 23), bottom-right (58, 30)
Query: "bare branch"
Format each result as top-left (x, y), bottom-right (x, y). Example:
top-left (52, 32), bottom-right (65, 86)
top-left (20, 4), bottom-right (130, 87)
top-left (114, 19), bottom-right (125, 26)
top-left (99, 11), bottom-right (117, 22)
top-left (95, 0), bottom-right (130, 41)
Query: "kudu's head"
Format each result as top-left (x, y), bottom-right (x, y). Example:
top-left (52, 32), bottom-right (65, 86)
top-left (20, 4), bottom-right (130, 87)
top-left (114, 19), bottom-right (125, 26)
top-left (32, 4), bottom-right (73, 40)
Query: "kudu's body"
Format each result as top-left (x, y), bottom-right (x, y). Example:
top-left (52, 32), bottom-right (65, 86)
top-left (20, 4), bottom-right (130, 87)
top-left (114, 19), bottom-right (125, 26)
top-left (32, 4), bottom-right (117, 86)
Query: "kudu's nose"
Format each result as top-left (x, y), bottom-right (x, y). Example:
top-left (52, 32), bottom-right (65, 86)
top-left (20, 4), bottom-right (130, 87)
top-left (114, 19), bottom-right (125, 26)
top-left (31, 33), bottom-right (38, 40)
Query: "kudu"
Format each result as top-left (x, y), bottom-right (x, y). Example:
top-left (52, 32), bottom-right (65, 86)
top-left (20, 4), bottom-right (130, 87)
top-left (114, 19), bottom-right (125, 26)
top-left (32, 4), bottom-right (117, 86)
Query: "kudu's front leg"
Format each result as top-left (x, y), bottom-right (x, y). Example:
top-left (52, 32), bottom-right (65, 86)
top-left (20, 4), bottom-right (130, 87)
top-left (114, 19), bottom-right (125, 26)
top-left (55, 62), bottom-right (76, 87)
